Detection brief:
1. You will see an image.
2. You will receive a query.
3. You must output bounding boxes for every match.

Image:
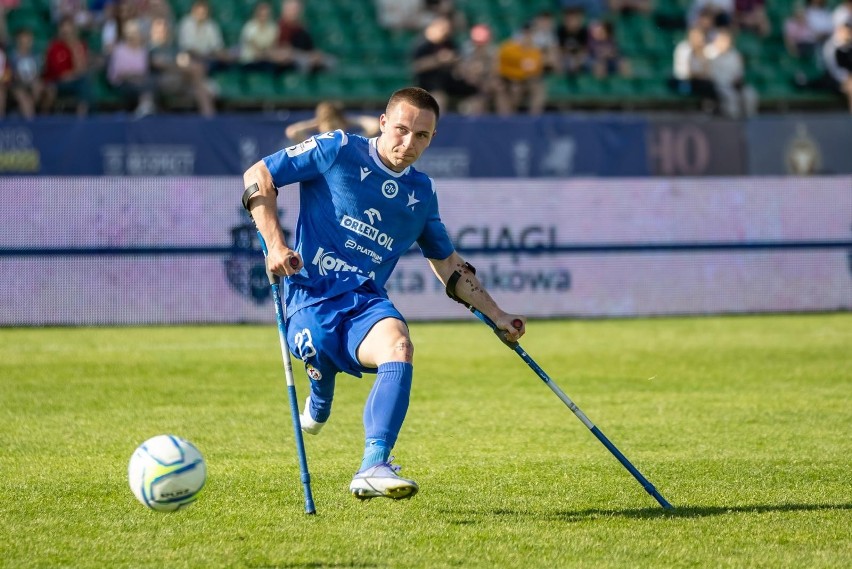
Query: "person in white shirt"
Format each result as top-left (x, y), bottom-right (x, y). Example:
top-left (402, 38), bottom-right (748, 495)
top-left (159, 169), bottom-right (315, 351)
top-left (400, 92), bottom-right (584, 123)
top-left (178, 0), bottom-right (231, 69)
top-left (704, 28), bottom-right (758, 117)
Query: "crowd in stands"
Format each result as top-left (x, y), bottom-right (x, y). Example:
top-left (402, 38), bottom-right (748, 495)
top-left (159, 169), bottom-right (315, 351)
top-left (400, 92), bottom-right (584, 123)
top-left (1, 0), bottom-right (851, 119)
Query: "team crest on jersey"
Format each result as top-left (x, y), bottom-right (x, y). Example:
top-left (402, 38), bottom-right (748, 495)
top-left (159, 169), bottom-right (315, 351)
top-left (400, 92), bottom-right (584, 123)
top-left (305, 363), bottom-right (322, 381)
top-left (381, 180), bottom-right (399, 198)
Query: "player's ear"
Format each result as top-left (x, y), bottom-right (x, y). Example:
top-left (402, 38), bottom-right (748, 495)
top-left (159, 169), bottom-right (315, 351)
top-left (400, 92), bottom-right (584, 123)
top-left (378, 114), bottom-right (387, 132)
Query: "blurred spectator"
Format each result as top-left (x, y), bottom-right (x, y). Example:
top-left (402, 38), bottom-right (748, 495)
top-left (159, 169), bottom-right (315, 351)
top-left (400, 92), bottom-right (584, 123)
top-left (136, 0), bottom-right (175, 43)
top-left (560, 0), bottom-right (608, 21)
top-left (587, 20), bottom-right (630, 78)
top-left (375, 0), bottom-right (431, 31)
top-left (423, 0), bottom-right (468, 34)
top-left (178, 0), bottom-right (232, 71)
top-left (834, 0), bottom-right (852, 28)
top-left (822, 20), bottom-right (852, 112)
top-left (458, 23), bottom-right (502, 113)
top-left (805, 0), bottom-right (834, 42)
top-left (556, 7), bottom-right (590, 75)
top-left (670, 26), bottom-right (718, 110)
top-left (689, 0), bottom-right (734, 28)
top-left (496, 22), bottom-right (546, 115)
top-left (239, 1), bottom-right (282, 69)
top-left (276, 0), bottom-right (333, 73)
top-left (531, 11), bottom-right (562, 73)
top-left (8, 28), bottom-right (46, 119)
top-left (0, 0), bottom-right (21, 47)
top-left (608, 0), bottom-right (653, 16)
top-left (149, 15), bottom-right (215, 116)
top-left (704, 27), bottom-right (757, 117)
top-left (411, 15), bottom-right (480, 114)
top-left (108, 19), bottom-right (155, 117)
top-left (0, 44), bottom-right (8, 118)
top-left (51, 0), bottom-right (95, 29)
top-left (42, 16), bottom-right (93, 116)
top-left (102, 0), bottom-right (139, 57)
top-left (784, 3), bottom-right (819, 60)
top-left (733, 0), bottom-right (770, 36)
top-left (285, 100), bottom-right (380, 142)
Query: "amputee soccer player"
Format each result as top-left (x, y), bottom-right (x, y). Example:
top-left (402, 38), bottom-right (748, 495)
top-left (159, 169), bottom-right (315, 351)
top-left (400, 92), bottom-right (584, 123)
top-left (242, 87), bottom-right (526, 500)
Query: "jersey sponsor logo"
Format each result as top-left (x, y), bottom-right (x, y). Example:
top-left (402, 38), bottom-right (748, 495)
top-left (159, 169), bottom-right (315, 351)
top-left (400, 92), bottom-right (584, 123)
top-left (360, 167), bottom-right (372, 181)
top-left (364, 208), bottom-right (381, 224)
top-left (381, 179), bottom-right (399, 198)
top-left (312, 246), bottom-right (377, 278)
top-left (285, 138), bottom-right (317, 157)
top-left (340, 215), bottom-right (395, 251)
top-left (294, 328), bottom-right (317, 360)
top-left (406, 191), bottom-right (420, 211)
top-left (345, 238), bottom-right (383, 264)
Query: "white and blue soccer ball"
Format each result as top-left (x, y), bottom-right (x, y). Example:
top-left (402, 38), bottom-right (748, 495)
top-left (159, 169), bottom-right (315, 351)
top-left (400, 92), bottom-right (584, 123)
top-left (128, 435), bottom-right (207, 511)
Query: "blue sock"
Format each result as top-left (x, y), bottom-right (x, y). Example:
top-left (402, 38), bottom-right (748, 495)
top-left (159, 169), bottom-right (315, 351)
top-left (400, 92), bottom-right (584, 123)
top-left (360, 361), bottom-right (413, 471)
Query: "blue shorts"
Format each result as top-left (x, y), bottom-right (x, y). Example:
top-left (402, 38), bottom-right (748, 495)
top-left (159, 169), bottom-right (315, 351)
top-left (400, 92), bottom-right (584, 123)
top-left (285, 285), bottom-right (405, 381)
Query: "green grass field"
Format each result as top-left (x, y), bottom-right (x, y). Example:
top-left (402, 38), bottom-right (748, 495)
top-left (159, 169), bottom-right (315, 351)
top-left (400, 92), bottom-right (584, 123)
top-left (1, 314), bottom-right (850, 568)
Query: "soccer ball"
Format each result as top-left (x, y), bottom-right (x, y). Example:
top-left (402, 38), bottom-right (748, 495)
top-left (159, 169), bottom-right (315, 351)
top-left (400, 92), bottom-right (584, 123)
top-left (128, 435), bottom-right (207, 511)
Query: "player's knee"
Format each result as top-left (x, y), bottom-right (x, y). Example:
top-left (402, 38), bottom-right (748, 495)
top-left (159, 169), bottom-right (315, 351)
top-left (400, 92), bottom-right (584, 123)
top-left (388, 335), bottom-right (414, 363)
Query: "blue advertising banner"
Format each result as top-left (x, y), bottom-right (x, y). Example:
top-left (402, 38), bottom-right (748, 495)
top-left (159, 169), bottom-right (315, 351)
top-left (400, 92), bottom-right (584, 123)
top-left (0, 114), bottom-right (649, 177)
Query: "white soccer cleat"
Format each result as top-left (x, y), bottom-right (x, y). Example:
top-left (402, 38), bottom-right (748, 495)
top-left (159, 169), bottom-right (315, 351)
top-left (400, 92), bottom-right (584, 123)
top-left (299, 396), bottom-right (325, 435)
top-left (349, 459), bottom-right (419, 500)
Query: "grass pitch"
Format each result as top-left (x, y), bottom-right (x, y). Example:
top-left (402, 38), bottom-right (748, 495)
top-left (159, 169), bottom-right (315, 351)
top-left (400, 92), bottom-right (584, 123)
top-left (1, 314), bottom-right (850, 568)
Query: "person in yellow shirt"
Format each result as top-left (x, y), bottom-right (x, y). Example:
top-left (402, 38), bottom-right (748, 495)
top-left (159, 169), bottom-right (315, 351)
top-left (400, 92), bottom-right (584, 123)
top-left (496, 22), bottom-right (547, 114)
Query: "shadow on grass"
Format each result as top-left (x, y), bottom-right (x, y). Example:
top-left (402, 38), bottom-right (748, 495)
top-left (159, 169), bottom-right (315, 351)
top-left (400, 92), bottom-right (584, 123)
top-left (442, 503), bottom-right (852, 525)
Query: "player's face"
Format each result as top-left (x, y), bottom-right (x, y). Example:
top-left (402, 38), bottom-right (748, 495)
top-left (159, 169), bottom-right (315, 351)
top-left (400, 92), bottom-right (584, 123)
top-left (377, 102), bottom-right (437, 172)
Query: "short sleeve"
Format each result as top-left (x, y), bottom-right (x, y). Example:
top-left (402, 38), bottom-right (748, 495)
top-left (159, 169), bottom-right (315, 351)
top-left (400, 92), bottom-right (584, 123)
top-left (262, 130), bottom-right (346, 189)
top-left (416, 181), bottom-right (455, 260)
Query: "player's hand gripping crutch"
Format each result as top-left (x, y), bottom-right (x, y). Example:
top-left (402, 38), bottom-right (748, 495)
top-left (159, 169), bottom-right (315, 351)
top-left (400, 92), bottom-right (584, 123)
top-left (256, 233), bottom-right (316, 515)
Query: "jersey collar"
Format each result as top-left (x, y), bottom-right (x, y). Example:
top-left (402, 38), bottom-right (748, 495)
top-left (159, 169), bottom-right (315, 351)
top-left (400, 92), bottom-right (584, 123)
top-left (369, 137), bottom-right (410, 178)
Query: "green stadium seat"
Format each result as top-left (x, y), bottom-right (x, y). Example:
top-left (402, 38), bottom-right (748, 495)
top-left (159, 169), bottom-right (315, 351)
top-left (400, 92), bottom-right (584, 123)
top-left (212, 69), bottom-right (246, 102)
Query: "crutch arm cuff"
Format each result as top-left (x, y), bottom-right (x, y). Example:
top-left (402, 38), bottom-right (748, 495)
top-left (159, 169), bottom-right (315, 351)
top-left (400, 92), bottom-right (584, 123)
top-left (445, 262), bottom-right (476, 308)
top-left (241, 183), bottom-right (278, 215)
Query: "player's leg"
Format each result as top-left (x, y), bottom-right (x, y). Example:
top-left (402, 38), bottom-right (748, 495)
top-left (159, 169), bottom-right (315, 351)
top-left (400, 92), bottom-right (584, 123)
top-left (345, 299), bottom-right (419, 500)
top-left (286, 306), bottom-right (339, 435)
top-left (356, 317), bottom-right (414, 469)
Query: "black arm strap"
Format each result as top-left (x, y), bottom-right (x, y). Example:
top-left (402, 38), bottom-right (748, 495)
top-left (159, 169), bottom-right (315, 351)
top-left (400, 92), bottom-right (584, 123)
top-left (241, 183), bottom-right (278, 216)
top-left (445, 262), bottom-right (476, 308)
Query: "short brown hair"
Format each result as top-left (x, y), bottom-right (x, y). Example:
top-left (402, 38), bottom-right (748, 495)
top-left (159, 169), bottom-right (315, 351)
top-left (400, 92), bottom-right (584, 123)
top-left (386, 87), bottom-right (440, 121)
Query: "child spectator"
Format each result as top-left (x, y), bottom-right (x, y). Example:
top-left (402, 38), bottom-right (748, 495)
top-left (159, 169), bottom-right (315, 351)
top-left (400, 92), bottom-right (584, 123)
top-left (496, 22), bottom-right (547, 115)
top-left (587, 20), bottom-right (630, 78)
top-left (8, 28), bottom-right (45, 119)
top-left (556, 7), bottom-right (590, 75)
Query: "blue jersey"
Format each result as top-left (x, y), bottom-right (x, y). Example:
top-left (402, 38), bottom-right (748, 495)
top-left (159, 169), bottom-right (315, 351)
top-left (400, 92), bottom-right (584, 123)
top-left (263, 131), bottom-right (455, 315)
